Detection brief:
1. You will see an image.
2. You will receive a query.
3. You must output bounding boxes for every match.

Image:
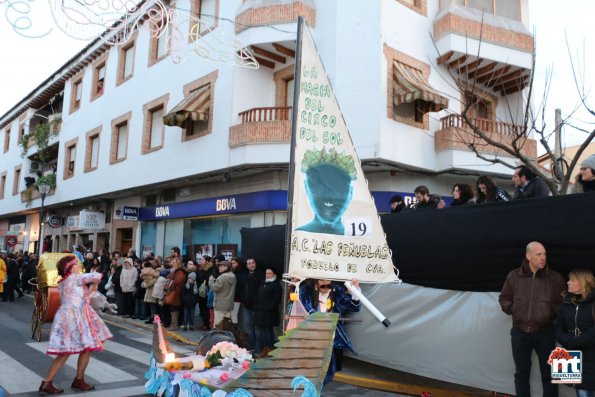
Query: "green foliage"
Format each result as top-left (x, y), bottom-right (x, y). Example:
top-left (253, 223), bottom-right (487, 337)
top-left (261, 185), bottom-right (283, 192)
top-left (35, 173), bottom-right (56, 189)
top-left (19, 116), bottom-right (61, 163)
top-left (206, 350), bottom-right (222, 368)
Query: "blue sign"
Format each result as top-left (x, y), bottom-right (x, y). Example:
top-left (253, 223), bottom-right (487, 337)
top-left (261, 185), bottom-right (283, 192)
top-left (138, 190), bottom-right (288, 221)
top-left (122, 206), bottom-right (139, 221)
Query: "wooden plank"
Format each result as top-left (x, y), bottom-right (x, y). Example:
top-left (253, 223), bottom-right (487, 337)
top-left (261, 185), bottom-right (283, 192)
top-left (235, 377), bottom-right (317, 389)
top-left (436, 50), bottom-right (454, 65)
top-left (271, 348), bottom-right (327, 360)
top-left (275, 339), bottom-right (331, 349)
top-left (476, 65), bottom-right (511, 84)
top-left (254, 56), bottom-right (275, 69)
top-left (457, 58), bottom-right (482, 75)
top-left (485, 69), bottom-right (523, 88)
top-left (243, 368), bottom-right (320, 378)
top-left (251, 45), bottom-right (286, 63)
top-left (446, 55), bottom-right (467, 69)
top-left (497, 76), bottom-right (529, 94)
top-left (251, 358), bottom-right (323, 369)
top-left (468, 61), bottom-right (496, 79)
top-left (273, 43), bottom-right (295, 58)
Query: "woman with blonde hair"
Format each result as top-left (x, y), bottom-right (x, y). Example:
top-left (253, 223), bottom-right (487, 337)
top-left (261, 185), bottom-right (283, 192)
top-left (555, 268), bottom-right (595, 396)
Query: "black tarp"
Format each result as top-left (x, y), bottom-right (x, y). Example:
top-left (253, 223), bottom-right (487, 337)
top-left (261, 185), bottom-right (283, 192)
top-left (241, 192), bottom-right (595, 292)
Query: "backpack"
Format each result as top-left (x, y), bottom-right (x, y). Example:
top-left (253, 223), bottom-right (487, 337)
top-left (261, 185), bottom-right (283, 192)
top-left (198, 281), bottom-right (207, 298)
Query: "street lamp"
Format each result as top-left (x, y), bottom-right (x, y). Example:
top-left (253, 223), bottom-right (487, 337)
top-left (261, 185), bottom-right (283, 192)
top-left (38, 182), bottom-right (51, 255)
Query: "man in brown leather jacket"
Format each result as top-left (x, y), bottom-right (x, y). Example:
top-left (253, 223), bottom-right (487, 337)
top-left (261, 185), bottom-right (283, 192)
top-left (499, 241), bottom-right (566, 397)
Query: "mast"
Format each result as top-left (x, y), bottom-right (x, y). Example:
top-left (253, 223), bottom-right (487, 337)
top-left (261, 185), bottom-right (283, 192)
top-left (282, 16), bottom-right (304, 332)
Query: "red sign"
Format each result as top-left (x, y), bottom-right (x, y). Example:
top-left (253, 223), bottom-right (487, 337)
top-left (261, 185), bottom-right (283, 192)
top-left (6, 235), bottom-right (17, 247)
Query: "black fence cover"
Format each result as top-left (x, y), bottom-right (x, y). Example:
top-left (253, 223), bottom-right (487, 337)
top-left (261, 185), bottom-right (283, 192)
top-left (241, 192), bottom-right (595, 292)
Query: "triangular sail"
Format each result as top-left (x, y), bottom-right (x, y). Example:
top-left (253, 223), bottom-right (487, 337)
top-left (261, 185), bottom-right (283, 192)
top-left (287, 22), bottom-right (400, 284)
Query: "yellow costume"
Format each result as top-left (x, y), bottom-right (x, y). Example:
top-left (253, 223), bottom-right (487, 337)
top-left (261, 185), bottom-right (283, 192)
top-left (0, 258), bottom-right (6, 294)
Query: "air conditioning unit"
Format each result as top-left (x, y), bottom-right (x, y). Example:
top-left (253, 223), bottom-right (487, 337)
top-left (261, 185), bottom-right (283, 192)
top-left (29, 161), bottom-right (41, 173)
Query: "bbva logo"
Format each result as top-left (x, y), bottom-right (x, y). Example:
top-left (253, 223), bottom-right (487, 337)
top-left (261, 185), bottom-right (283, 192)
top-left (216, 198), bottom-right (236, 211)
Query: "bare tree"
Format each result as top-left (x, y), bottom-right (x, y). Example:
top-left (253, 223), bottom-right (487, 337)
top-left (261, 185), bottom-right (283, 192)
top-left (432, 24), bottom-right (595, 196)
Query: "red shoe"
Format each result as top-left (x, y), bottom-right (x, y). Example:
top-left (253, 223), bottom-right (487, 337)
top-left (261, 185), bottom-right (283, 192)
top-left (71, 377), bottom-right (95, 391)
top-left (39, 380), bottom-right (64, 394)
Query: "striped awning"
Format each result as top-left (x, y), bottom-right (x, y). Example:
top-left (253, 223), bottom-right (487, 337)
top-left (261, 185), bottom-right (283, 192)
top-left (393, 61), bottom-right (448, 113)
top-left (163, 84), bottom-right (210, 127)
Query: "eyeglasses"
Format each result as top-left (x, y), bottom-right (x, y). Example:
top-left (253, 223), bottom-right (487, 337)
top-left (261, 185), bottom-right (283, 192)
top-left (319, 284), bottom-right (332, 290)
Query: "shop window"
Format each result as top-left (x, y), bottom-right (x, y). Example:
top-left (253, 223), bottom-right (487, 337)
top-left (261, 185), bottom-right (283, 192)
top-left (0, 171), bottom-right (6, 199)
top-left (71, 77), bottom-right (83, 113)
top-left (3, 128), bottom-right (9, 153)
top-left (13, 165), bottom-right (21, 195)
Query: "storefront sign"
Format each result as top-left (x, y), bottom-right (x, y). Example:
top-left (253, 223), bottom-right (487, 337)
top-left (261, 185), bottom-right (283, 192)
top-left (122, 206), bottom-right (139, 221)
top-left (47, 215), bottom-right (64, 228)
top-left (138, 190), bottom-right (288, 221)
top-left (66, 215), bottom-right (80, 230)
top-left (6, 235), bottom-right (17, 247)
top-left (79, 210), bottom-right (105, 230)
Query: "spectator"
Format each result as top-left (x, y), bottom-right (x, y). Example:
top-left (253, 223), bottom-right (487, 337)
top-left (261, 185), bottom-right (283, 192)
top-left (429, 194), bottom-right (446, 209)
top-left (4, 253), bottom-right (23, 301)
top-left (83, 253), bottom-right (94, 273)
top-left (476, 175), bottom-right (511, 204)
top-left (240, 258), bottom-right (265, 349)
top-left (0, 251), bottom-right (6, 301)
top-left (197, 256), bottom-right (213, 330)
top-left (120, 258), bottom-right (138, 318)
top-left (132, 259), bottom-right (146, 320)
top-left (409, 185), bottom-right (437, 210)
top-left (182, 261), bottom-right (199, 331)
top-left (513, 165), bottom-right (550, 200)
top-left (231, 257), bottom-right (245, 324)
top-left (254, 267), bottom-right (282, 357)
top-left (555, 268), bottom-right (595, 396)
top-left (499, 241), bottom-right (565, 397)
top-left (127, 248), bottom-right (139, 262)
top-left (163, 257), bottom-right (187, 331)
top-left (209, 260), bottom-right (236, 329)
top-left (576, 154), bottom-right (595, 193)
top-left (21, 253), bottom-right (37, 294)
top-left (141, 260), bottom-right (160, 324)
top-left (451, 183), bottom-right (475, 206)
top-left (389, 195), bottom-right (406, 213)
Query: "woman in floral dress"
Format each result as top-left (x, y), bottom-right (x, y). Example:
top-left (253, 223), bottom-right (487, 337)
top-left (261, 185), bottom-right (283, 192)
top-left (39, 255), bottom-right (112, 394)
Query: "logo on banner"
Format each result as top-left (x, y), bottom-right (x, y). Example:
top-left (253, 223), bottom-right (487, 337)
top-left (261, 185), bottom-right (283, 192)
top-left (549, 347), bottom-right (581, 383)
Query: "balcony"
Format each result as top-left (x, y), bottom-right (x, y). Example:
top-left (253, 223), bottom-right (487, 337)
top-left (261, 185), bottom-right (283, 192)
top-left (235, 0), bottom-right (316, 33)
top-left (435, 114), bottom-right (536, 158)
top-left (229, 106), bottom-right (292, 148)
top-left (433, 3), bottom-right (533, 95)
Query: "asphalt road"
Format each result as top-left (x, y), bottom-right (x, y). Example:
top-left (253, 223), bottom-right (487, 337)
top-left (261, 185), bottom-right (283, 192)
top-left (0, 295), bottom-right (403, 396)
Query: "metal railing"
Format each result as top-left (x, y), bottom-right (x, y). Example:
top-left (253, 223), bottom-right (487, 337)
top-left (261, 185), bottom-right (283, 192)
top-left (238, 106), bottom-right (292, 123)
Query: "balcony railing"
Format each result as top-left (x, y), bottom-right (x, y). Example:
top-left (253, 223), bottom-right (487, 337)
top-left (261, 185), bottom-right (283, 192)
top-left (440, 114), bottom-right (524, 136)
top-left (238, 106), bottom-right (292, 123)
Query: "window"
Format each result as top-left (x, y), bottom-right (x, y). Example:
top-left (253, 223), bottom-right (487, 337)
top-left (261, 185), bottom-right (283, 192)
top-left (71, 77), bottom-right (83, 112)
top-left (3, 128), bottom-right (9, 153)
top-left (92, 62), bottom-right (106, 99)
top-left (117, 38), bottom-right (136, 85)
top-left (148, 28), bottom-right (169, 66)
top-left (13, 165), bottom-right (21, 195)
top-left (190, 0), bottom-right (218, 35)
top-left (274, 64), bottom-right (294, 116)
top-left (396, 0), bottom-right (426, 16)
top-left (142, 95), bottom-right (169, 154)
top-left (0, 171), bottom-right (6, 199)
top-left (18, 123), bottom-right (25, 144)
top-left (464, 91), bottom-right (494, 120)
top-left (84, 127), bottom-right (101, 173)
top-left (110, 112), bottom-right (131, 164)
top-left (63, 137), bottom-right (78, 179)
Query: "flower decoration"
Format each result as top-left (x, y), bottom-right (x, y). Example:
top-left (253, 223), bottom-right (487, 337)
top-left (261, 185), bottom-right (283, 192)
top-left (205, 341), bottom-right (252, 368)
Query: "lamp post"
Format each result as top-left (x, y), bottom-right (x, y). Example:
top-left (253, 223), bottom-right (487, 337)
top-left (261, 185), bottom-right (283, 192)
top-left (37, 182), bottom-right (51, 255)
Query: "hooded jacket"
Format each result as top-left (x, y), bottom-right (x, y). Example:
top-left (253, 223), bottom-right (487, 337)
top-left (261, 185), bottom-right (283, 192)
top-left (499, 259), bottom-right (566, 333)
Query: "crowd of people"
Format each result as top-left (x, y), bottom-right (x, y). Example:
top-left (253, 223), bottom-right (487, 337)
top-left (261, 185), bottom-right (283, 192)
top-left (389, 156), bottom-right (595, 213)
top-left (0, 250), bottom-right (38, 302)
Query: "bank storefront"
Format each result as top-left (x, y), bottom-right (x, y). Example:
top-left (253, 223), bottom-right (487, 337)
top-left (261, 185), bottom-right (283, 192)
top-left (137, 190), bottom-right (288, 260)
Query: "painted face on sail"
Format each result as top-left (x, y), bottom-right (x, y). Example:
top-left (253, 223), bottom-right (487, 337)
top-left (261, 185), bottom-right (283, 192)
top-left (304, 164), bottom-right (353, 223)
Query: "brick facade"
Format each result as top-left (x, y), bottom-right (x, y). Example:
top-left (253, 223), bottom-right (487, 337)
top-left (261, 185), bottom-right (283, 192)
top-left (433, 12), bottom-right (534, 52)
top-left (228, 120), bottom-right (291, 147)
top-left (116, 32), bottom-right (138, 86)
top-left (274, 64), bottom-right (294, 107)
top-left (235, 1), bottom-right (316, 33)
top-left (12, 164), bottom-right (21, 196)
top-left (181, 70), bottom-right (218, 142)
top-left (396, 0), bottom-right (427, 17)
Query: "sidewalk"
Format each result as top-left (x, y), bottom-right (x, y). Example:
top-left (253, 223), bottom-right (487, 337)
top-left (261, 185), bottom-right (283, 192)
top-left (101, 313), bottom-right (493, 397)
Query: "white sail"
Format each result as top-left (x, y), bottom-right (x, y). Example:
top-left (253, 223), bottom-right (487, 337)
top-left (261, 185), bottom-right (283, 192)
top-left (287, 23), bottom-right (400, 285)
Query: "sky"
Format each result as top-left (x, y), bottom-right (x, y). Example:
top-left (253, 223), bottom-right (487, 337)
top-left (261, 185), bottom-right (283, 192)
top-left (0, 0), bottom-right (593, 147)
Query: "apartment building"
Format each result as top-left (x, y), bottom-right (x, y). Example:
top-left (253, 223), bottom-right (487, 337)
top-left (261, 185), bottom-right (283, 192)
top-left (0, 0), bottom-right (535, 256)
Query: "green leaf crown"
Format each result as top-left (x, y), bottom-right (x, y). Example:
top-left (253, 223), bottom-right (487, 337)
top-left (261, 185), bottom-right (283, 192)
top-left (301, 147), bottom-right (357, 180)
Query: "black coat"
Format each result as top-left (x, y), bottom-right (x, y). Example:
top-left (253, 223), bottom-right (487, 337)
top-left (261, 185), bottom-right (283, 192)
top-left (555, 291), bottom-right (595, 390)
top-left (254, 279), bottom-right (282, 327)
top-left (6, 259), bottom-right (19, 284)
top-left (241, 270), bottom-right (265, 309)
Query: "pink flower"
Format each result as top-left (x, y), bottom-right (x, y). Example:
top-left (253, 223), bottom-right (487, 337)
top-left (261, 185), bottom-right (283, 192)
top-left (220, 372), bottom-right (229, 381)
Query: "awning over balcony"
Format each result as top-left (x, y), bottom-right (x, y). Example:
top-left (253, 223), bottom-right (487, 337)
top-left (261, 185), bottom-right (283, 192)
top-left (163, 84), bottom-right (210, 127)
top-left (393, 61), bottom-right (448, 113)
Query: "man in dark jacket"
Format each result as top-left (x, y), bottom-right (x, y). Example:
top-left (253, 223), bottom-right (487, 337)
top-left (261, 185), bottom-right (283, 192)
top-left (513, 165), bottom-right (550, 200)
top-left (4, 254), bottom-right (24, 301)
top-left (240, 258), bottom-right (265, 350)
top-left (499, 241), bottom-right (566, 397)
